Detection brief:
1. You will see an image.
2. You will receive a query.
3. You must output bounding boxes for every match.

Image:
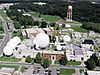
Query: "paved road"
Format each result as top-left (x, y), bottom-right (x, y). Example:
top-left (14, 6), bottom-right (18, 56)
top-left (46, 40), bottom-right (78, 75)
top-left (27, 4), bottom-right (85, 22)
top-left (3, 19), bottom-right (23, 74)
top-left (0, 61), bottom-right (32, 66)
top-left (51, 67), bottom-right (57, 75)
top-left (0, 61), bottom-right (86, 69)
top-left (0, 16), bottom-right (10, 54)
top-left (51, 65), bottom-right (86, 69)
top-left (75, 69), bottom-right (80, 75)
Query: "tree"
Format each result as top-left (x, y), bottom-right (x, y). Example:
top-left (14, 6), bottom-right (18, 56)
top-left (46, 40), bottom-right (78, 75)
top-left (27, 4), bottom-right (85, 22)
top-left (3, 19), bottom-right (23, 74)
top-left (97, 59), bottom-right (100, 67)
top-left (84, 58), bottom-right (96, 70)
top-left (13, 20), bottom-right (21, 29)
top-left (33, 21), bottom-right (39, 26)
top-left (0, 22), bottom-right (3, 31)
top-left (25, 56), bottom-right (32, 63)
top-left (90, 54), bottom-right (98, 66)
top-left (49, 22), bottom-right (55, 27)
top-left (59, 52), bottom-right (68, 65)
top-left (34, 52), bottom-right (42, 64)
top-left (42, 58), bottom-right (50, 69)
top-left (84, 71), bottom-right (88, 75)
top-left (40, 21), bottom-right (47, 28)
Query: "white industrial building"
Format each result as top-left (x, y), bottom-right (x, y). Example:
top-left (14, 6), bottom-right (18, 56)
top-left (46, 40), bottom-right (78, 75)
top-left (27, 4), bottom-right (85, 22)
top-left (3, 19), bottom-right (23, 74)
top-left (0, 67), bottom-right (15, 75)
top-left (3, 36), bottom-right (21, 56)
top-left (0, 3), bottom-right (13, 9)
top-left (22, 28), bottom-right (45, 38)
top-left (87, 71), bottom-right (100, 75)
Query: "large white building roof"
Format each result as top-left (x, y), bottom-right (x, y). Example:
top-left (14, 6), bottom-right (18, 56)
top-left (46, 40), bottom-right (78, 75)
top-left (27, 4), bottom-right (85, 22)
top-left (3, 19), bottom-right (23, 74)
top-left (3, 36), bottom-right (21, 56)
top-left (87, 71), bottom-right (100, 75)
top-left (8, 36), bottom-right (21, 45)
top-left (0, 67), bottom-right (15, 75)
top-left (3, 46), bottom-right (13, 56)
top-left (33, 33), bottom-right (50, 48)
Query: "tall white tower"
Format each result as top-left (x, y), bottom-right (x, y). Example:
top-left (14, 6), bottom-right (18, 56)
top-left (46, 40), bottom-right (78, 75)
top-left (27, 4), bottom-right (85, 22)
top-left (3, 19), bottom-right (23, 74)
top-left (67, 5), bottom-right (72, 22)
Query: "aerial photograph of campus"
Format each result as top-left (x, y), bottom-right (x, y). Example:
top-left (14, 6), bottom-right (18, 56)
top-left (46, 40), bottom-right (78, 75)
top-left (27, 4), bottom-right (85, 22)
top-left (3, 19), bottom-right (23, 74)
top-left (0, 0), bottom-right (100, 75)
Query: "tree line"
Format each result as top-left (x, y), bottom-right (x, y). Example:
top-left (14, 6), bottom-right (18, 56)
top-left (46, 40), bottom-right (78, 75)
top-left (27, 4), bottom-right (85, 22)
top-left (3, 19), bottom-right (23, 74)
top-left (8, 1), bottom-right (100, 23)
top-left (81, 22), bottom-right (100, 33)
top-left (84, 54), bottom-right (100, 70)
top-left (6, 8), bottom-right (48, 29)
top-left (5, 1), bottom-right (100, 32)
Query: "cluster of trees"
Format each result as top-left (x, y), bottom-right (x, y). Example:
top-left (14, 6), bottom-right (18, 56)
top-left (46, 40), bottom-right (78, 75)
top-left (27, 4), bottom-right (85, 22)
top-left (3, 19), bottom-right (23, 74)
top-left (6, 9), bottom-right (34, 29)
top-left (0, 0), bottom-right (66, 3)
top-left (84, 54), bottom-right (100, 70)
top-left (9, 1), bottom-right (100, 23)
top-left (25, 56), bottom-right (34, 64)
top-left (0, 22), bottom-right (4, 32)
top-left (59, 52), bottom-right (68, 65)
top-left (25, 52), bottom-right (51, 69)
top-left (6, 8), bottom-right (48, 29)
top-left (81, 22), bottom-right (100, 33)
top-left (6, 1), bottom-right (100, 32)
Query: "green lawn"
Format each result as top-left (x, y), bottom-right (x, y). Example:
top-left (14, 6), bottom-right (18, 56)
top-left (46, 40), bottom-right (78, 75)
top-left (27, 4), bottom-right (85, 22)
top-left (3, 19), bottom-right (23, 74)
top-left (20, 66), bottom-right (26, 72)
top-left (60, 69), bottom-right (75, 75)
top-left (28, 11), bottom-right (39, 17)
top-left (55, 60), bottom-right (81, 65)
top-left (58, 19), bottom-right (81, 24)
top-left (12, 31), bottom-right (25, 40)
top-left (0, 21), bottom-right (3, 31)
top-left (0, 35), bottom-right (4, 39)
top-left (0, 9), bottom-right (8, 17)
top-left (67, 61), bottom-right (81, 65)
top-left (41, 15), bottom-right (61, 22)
top-left (71, 26), bottom-right (88, 32)
top-left (0, 56), bottom-right (21, 62)
top-left (28, 11), bottom-right (61, 22)
top-left (55, 60), bottom-right (60, 64)
top-left (0, 64), bottom-right (19, 71)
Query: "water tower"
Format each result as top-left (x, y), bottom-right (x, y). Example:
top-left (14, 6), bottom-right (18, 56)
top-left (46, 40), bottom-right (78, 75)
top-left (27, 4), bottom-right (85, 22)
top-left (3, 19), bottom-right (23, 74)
top-left (67, 5), bottom-right (72, 22)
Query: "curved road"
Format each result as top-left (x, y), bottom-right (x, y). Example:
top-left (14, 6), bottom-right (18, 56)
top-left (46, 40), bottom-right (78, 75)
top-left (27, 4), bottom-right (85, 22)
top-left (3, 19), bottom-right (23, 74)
top-left (0, 16), bottom-right (10, 54)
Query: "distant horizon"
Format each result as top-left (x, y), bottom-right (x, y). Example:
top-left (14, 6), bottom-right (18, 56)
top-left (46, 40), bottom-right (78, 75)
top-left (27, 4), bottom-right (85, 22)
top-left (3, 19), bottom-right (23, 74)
top-left (0, 0), bottom-right (100, 2)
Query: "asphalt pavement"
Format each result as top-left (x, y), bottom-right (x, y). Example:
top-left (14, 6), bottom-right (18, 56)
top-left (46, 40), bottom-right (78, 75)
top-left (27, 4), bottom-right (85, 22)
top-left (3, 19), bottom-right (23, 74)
top-left (0, 16), bottom-right (10, 54)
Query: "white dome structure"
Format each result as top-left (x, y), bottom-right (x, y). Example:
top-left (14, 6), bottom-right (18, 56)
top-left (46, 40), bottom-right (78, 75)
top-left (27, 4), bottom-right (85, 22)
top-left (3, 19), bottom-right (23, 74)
top-left (56, 45), bottom-right (62, 50)
top-left (33, 33), bottom-right (50, 48)
top-left (3, 36), bottom-right (21, 56)
top-left (63, 35), bottom-right (71, 42)
top-left (3, 46), bottom-right (13, 56)
top-left (7, 36), bottom-right (21, 48)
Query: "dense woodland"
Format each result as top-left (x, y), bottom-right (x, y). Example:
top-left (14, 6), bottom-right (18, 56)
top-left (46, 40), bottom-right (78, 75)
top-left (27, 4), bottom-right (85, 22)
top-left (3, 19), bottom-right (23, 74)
top-left (6, 1), bottom-right (100, 32)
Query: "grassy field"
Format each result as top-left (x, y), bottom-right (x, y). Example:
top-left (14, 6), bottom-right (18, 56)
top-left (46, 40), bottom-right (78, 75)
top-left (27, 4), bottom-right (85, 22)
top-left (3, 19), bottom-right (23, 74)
top-left (60, 69), bottom-right (75, 75)
top-left (58, 19), bottom-right (81, 24)
top-left (0, 56), bottom-right (21, 62)
top-left (0, 34), bottom-right (4, 39)
top-left (0, 64), bottom-right (19, 71)
top-left (0, 20), bottom-right (3, 30)
top-left (71, 26), bottom-right (88, 32)
top-left (67, 61), bottom-right (81, 65)
top-left (55, 60), bottom-right (81, 65)
top-left (28, 11), bottom-right (61, 22)
top-left (0, 9), bottom-right (8, 17)
top-left (28, 11), bottom-right (39, 17)
top-left (41, 15), bottom-right (61, 22)
top-left (20, 66), bottom-right (26, 72)
top-left (0, 21), bottom-right (4, 39)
